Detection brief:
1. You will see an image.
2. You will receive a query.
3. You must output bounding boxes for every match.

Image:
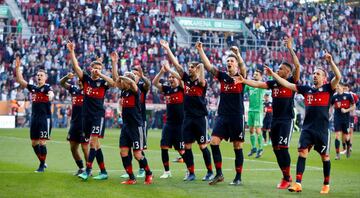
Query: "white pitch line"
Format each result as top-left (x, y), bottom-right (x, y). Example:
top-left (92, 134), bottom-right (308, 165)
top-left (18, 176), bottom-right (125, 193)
top-left (0, 136), bottom-right (322, 170)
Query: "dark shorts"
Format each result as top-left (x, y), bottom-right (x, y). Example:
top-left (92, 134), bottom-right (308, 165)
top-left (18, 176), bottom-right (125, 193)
top-left (30, 116), bottom-right (52, 140)
top-left (298, 129), bottom-right (330, 156)
top-left (67, 121), bottom-right (89, 144)
top-left (182, 116), bottom-right (209, 144)
top-left (270, 119), bottom-right (294, 149)
top-left (161, 122), bottom-right (184, 150)
top-left (212, 115), bottom-right (245, 142)
top-left (83, 116), bottom-right (105, 138)
top-left (349, 116), bottom-right (354, 129)
top-left (262, 116), bottom-right (272, 130)
top-left (334, 121), bottom-right (349, 134)
top-left (119, 124), bottom-right (145, 150)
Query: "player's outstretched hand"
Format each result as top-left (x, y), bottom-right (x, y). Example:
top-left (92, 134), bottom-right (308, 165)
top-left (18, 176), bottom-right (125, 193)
top-left (161, 60), bottom-right (171, 72)
top-left (66, 41), bottom-right (75, 52)
top-left (324, 52), bottom-right (333, 63)
top-left (15, 53), bottom-right (21, 68)
top-left (160, 39), bottom-right (169, 49)
top-left (110, 51), bottom-right (119, 63)
top-left (232, 75), bottom-right (244, 84)
top-left (284, 36), bottom-right (293, 49)
top-left (195, 41), bottom-right (203, 50)
top-left (264, 65), bottom-right (274, 76)
top-left (230, 46), bottom-right (239, 54)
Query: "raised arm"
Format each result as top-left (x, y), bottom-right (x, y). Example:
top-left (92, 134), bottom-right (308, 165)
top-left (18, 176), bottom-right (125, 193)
top-left (324, 53), bottom-right (341, 90)
top-left (59, 72), bottom-right (75, 90)
top-left (94, 69), bottom-right (116, 87)
top-left (198, 63), bottom-right (206, 87)
top-left (14, 55), bottom-right (28, 88)
top-left (160, 39), bottom-right (184, 77)
top-left (196, 41), bottom-right (218, 76)
top-left (118, 75), bottom-right (138, 93)
top-left (230, 46), bottom-right (247, 78)
top-left (67, 41), bottom-right (83, 80)
top-left (136, 65), bottom-right (151, 92)
top-left (235, 75), bottom-right (268, 89)
top-left (152, 65), bottom-right (166, 92)
top-left (285, 37), bottom-right (300, 82)
top-left (265, 66), bottom-right (297, 92)
top-left (110, 51), bottom-right (119, 81)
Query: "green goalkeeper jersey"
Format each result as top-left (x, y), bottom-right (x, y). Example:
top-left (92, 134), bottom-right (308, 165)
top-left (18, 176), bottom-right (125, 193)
top-left (245, 85), bottom-right (265, 112)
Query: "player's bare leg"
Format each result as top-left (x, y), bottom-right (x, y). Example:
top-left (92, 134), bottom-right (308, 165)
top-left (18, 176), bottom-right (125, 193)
top-left (70, 141), bottom-right (84, 175)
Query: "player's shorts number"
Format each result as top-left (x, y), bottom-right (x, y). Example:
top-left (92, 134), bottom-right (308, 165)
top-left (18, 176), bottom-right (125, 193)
top-left (239, 132), bottom-right (243, 139)
top-left (40, 131), bottom-right (48, 138)
top-left (91, 126), bottom-right (100, 134)
top-left (180, 141), bottom-right (185, 150)
top-left (133, 141), bottom-right (140, 150)
top-left (200, 136), bottom-right (205, 143)
top-left (279, 136), bottom-right (288, 145)
top-left (321, 145), bottom-right (327, 153)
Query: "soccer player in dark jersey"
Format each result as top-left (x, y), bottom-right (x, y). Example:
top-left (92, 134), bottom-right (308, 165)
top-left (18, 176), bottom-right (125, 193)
top-left (343, 84), bottom-right (358, 153)
top-left (153, 60), bottom-right (185, 179)
top-left (197, 42), bottom-right (247, 185)
top-left (110, 52), bottom-right (151, 178)
top-left (15, 54), bottom-right (54, 172)
top-left (60, 72), bottom-right (89, 175)
top-left (116, 72), bottom-right (153, 185)
top-left (67, 41), bottom-right (111, 180)
top-left (262, 93), bottom-right (273, 146)
top-left (331, 83), bottom-right (355, 160)
top-left (160, 39), bottom-right (213, 181)
top-left (265, 52), bottom-right (341, 194)
top-left (236, 37), bottom-right (300, 189)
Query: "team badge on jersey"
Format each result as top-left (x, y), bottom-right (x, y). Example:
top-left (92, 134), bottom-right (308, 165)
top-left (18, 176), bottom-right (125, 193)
top-left (96, 82), bottom-right (101, 87)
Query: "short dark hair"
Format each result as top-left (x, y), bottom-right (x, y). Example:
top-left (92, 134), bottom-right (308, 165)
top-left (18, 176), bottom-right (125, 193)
top-left (255, 68), bottom-right (263, 75)
top-left (315, 67), bottom-right (327, 77)
top-left (227, 53), bottom-right (238, 60)
top-left (90, 61), bottom-right (103, 68)
top-left (281, 62), bottom-right (293, 71)
top-left (37, 69), bottom-right (46, 74)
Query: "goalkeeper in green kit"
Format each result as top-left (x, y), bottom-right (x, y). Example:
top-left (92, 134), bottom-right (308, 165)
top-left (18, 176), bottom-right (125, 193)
top-left (245, 69), bottom-right (266, 158)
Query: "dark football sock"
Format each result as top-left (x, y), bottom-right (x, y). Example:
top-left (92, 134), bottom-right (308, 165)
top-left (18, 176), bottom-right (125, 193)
top-left (335, 139), bottom-right (340, 154)
top-left (96, 148), bottom-right (107, 174)
top-left (234, 149), bottom-right (243, 181)
top-left (121, 155), bottom-right (135, 180)
top-left (211, 144), bottom-right (222, 175)
top-left (295, 156), bottom-right (306, 183)
top-left (161, 149), bottom-right (170, 171)
top-left (86, 148), bottom-right (97, 174)
top-left (201, 147), bottom-right (212, 173)
top-left (138, 157), bottom-right (152, 176)
top-left (323, 160), bottom-right (330, 185)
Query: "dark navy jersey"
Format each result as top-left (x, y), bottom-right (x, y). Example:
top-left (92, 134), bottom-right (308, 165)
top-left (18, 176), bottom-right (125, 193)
top-left (266, 76), bottom-right (296, 119)
top-left (216, 71), bottom-right (244, 116)
top-left (120, 89), bottom-right (143, 126)
top-left (331, 92), bottom-right (354, 122)
top-left (27, 84), bottom-right (52, 117)
top-left (296, 83), bottom-right (334, 132)
top-left (263, 101), bottom-right (273, 118)
top-left (82, 72), bottom-right (109, 117)
top-left (182, 72), bottom-right (208, 117)
top-left (138, 80), bottom-right (148, 122)
top-left (162, 85), bottom-right (184, 124)
top-left (68, 85), bottom-right (83, 123)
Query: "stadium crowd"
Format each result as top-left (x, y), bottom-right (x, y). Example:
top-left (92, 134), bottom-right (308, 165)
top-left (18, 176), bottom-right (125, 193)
top-left (0, 0), bottom-right (359, 117)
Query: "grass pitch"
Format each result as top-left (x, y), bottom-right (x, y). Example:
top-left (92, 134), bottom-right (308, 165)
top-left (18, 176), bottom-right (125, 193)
top-left (0, 128), bottom-right (359, 198)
